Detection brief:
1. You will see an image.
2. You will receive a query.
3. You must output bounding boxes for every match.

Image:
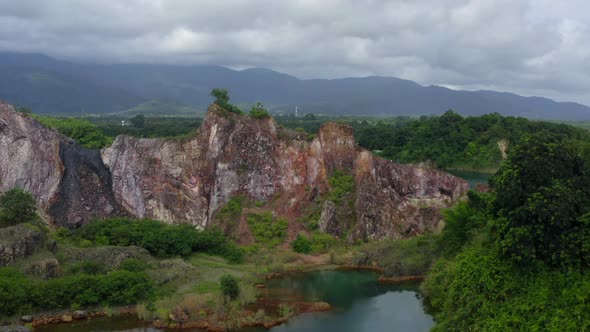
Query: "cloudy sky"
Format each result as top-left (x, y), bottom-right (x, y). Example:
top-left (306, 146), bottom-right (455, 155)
top-left (0, 0), bottom-right (588, 105)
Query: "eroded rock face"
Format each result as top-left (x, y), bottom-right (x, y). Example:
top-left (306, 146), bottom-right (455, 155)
top-left (0, 102), bottom-right (126, 226)
top-left (0, 101), bottom-right (469, 240)
top-left (102, 105), bottom-right (469, 239)
top-left (0, 103), bottom-right (62, 212)
top-left (0, 224), bottom-right (46, 266)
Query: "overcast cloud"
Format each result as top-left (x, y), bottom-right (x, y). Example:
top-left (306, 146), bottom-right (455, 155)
top-left (0, 0), bottom-right (588, 104)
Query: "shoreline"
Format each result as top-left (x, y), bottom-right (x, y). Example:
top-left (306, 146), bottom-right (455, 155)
top-left (5, 263), bottom-right (423, 331)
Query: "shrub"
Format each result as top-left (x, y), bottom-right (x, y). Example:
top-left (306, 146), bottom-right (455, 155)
top-left (310, 232), bottom-right (338, 253)
top-left (292, 235), bottom-right (312, 254)
top-left (34, 116), bottom-right (112, 149)
top-left (119, 258), bottom-right (149, 272)
top-left (246, 212), bottom-right (288, 246)
top-left (0, 188), bottom-right (39, 227)
top-left (219, 274), bottom-right (240, 303)
top-left (210, 88), bottom-right (243, 114)
top-left (249, 102), bottom-right (270, 119)
top-left (0, 268), bottom-right (153, 316)
top-left (67, 261), bottom-right (106, 275)
top-left (327, 170), bottom-right (354, 204)
top-left (76, 218), bottom-right (244, 263)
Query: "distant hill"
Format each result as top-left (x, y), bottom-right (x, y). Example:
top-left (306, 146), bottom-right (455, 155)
top-left (1, 52), bottom-right (590, 120)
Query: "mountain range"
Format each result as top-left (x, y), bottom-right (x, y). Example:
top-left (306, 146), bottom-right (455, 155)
top-left (1, 52), bottom-right (589, 120)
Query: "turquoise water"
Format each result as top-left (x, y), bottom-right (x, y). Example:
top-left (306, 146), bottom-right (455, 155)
top-left (262, 270), bottom-right (433, 332)
top-left (35, 270), bottom-right (433, 332)
top-left (448, 170), bottom-right (493, 188)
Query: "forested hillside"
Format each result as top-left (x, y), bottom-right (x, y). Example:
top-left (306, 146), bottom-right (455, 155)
top-left (279, 111), bottom-right (590, 171)
top-left (420, 133), bottom-right (590, 330)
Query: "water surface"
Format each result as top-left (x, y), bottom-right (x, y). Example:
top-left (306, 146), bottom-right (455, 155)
top-left (448, 169), bottom-right (493, 188)
top-left (35, 270), bottom-right (433, 332)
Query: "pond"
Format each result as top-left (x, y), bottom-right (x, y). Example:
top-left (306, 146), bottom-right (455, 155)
top-left (35, 270), bottom-right (433, 332)
top-left (447, 169), bottom-right (493, 188)
top-left (260, 270), bottom-right (433, 332)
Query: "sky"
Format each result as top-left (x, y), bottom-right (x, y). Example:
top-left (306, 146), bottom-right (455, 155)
top-left (0, 0), bottom-right (588, 105)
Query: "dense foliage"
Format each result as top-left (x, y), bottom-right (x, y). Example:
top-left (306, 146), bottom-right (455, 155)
top-left (211, 88), bottom-right (243, 114)
top-left (246, 212), bottom-right (288, 246)
top-left (219, 274), bottom-right (240, 303)
top-left (0, 268), bottom-right (153, 316)
top-left (75, 218), bottom-right (244, 263)
top-left (249, 102), bottom-right (270, 119)
top-left (292, 234), bottom-right (312, 253)
top-left (33, 115), bottom-right (113, 149)
top-left (422, 132), bottom-right (590, 330)
top-left (361, 110), bottom-right (590, 169)
top-left (277, 111), bottom-right (590, 170)
top-left (0, 188), bottom-right (39, 227)
top-left (326, 170), bottom-right (354, 204)
top-left (492, 133), bottom-right (590, 268)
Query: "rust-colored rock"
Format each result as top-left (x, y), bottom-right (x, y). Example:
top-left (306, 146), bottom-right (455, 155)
top-left (0, 101), bottom-right (468, 240)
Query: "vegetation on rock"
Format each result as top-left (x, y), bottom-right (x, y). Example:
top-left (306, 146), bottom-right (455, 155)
top-left (33, 115), bottom-right (113, 149)
top-left (0, 188), bottom-right (39, 228)
top-left (0, 267), bottom-right (153, 316)
top-left (247, 212), bottom-right (288, 246)
top-left (211, 88), bottom-right (243, 114)
top-left (73, 218), bottom-right (244, 263)
top-left (249, 102), bottom-right (270, 119)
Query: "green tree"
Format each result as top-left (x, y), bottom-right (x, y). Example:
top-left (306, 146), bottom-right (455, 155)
top-left (0, 188), bottom-right (38, 227)
top-left (210, 88), bottom-right (242, 114)
top-left (292, 234), bottom-right (312, 253)
top-left (491, 133), bottom-right (590, 268)
top-left (249, 102), bottom-right (270, 119)
top-left (211, 88), bottom-right (230, 106)
top-left (129, 114), bottom-right (145, 128)
top-left (219, 274), bottom-right (240, 303)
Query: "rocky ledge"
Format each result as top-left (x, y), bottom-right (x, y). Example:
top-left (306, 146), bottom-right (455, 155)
top-left (0, 101), bottom-right (468, 241)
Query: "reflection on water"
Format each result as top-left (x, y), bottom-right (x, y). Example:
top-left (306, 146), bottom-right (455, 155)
top-left (35, 270), bottom-right (433, 332)
top-left (264, 270), bottom-right (433, 332)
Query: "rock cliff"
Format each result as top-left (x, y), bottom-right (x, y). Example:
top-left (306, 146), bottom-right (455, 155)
top-left (0, 101), bottom-right (469, 240)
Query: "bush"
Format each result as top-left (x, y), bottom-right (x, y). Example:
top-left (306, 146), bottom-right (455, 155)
top-left (0, 268), bottom-right (154, 316)
top-left (0, 188), bottom-right (38, 227)
top-left (246, 212), bottom-right (288, 246)
top-left (76, 218), bottom-right (244, 263)
top-left (310, 232), bottom-right (338, 253)
top-left (422, 241), bottom-right (590, 331)
top-left (67, 261), bottom-right (106, 275)
top-left (119, 258), bottom-right (149, 272)
top-left (34, 116), bottom-right (112, 149)
top-left (210, 88), bottom-right (243, 114)
top-left (219, 274), bottom-right (240, 303)
top-left (249, 102), bottom-right (270, 119)
top-left (327, 170), bottom-right (354, 204)
top-left (292, 235), bottom-right (312, 253)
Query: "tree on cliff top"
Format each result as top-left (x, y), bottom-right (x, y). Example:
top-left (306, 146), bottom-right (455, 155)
top-left (249, 102), bottom-right (270, 119)
top-left (210, 88), bottom-right (243, 114)
top-left (0, 188), bottom-right (39, 227)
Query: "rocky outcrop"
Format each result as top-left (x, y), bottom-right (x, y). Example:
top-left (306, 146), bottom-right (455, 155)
top-left (0, 103), bottom-right (62, 213)
top-left (0, 223), bottom-right (46, 266)
top-left (103, 105), bottom-right (467, 239)
top-left (0, 102), bottom-right (126, 226)
top-left (0, 101), bottom-right (468, 240)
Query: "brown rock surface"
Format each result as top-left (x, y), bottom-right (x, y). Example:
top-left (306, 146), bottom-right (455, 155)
top-left (0, 101), bottom-right (468, 239)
